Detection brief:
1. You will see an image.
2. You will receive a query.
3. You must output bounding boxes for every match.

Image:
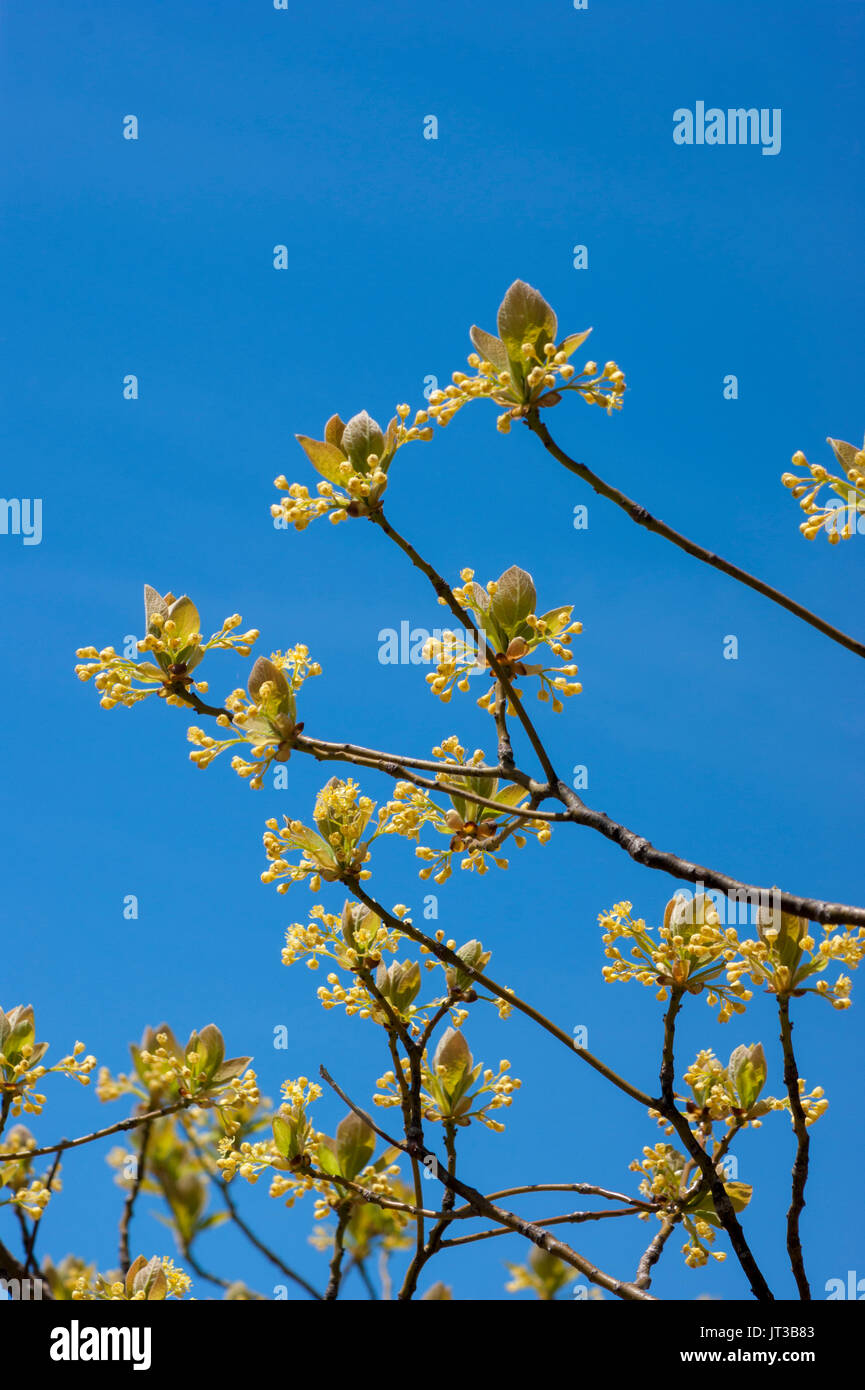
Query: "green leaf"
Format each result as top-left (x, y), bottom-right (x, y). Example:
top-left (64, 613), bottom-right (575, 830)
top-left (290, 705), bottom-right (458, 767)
top-left (727, 1043), bottom-right (767, 1111)
top-left (827, 437), bottom-right (860, 475)
top-left (144, 585), bottom-right (169, 630)
top-left (295, 435), bottom-right (348, 486)
top-left (336, 1111), bottom-right (376, 1181)
top-left (493, 782), bottom-right (530, 810)
top-left (316, 1137), bottom-right (342, 1178)
top-left (288, 823), bottom-right (337, 865)
top-left (167, 596), bottom-right (200, 648)
top-left (340, 411), bottom-right (385, 473)
top-left (688, 1181), bottom-right (753, 1228)
top-left (248, 656), bottom-right (291, 706)
top-left (489, 566), bottom-right (537, 639)
top-left (496, 281), bottom-right (558, 365)
top-left (191, 1023), bottom-right (225, 1082)
top-left (324, 414), bottom-right (347, 449)
top-left (469, 326), bottom-right (510, 372)
top-left (559, 329), bottom-right (593, 361)
top-left (537, 605), bottom-right (573, 638)
top-left (272, 1114), bottom-right (297, 1159)
top-left (210, 1056), bottom-right (252, 1086)
top-left (4, 1005), bottom-right (35, 1057)
top-left (433, 1028), bottom-right (473, 1096)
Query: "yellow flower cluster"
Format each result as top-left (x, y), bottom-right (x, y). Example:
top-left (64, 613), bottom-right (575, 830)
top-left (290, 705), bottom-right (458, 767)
top-left (726, 909), bottom-right (865, 1008)
top-left (601, 897), bottom-right (865, 1018)
top-left (188, 646), bottom-right (321, 788)
top-left (282, 901), bottom-right (396, 973)
top-left (428, 349), bottom-right (626, 433)
top-left (7, 1177), bottom-right (54, 1220)
top-left (95, 1024), bottom-right (257, 1114)
top-left (375, 1035), bottom-right (519, 1132)
top-left (628, 1142), bottom-right (744, 1270)
top-left (599, 897), bottom-right (752, 1021)
top-left (71, 1255), bottom-right (192, 1301)
top-left (0, 1007), bottom-right (96, 1119)
top-left (271, 406), bottom-right (433, 531)
top-left (782, 434), bottom-right (865, 542)
top-left (261, 779), bottom-right (387, 893)
top-left (75, 587), bottom-right (257, 710)
top-left (380, 740), bottom-right (551, 885)
top-left (680, 1046), bottom-right (782, 1130)
top-left (424, 569), bottom-right (582, 712)
top-left (426, 280), bottom-right (626, 433)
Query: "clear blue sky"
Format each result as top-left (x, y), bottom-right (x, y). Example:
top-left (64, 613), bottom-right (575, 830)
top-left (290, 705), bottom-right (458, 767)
top-left (1, 0), bottom-right (863, 1300)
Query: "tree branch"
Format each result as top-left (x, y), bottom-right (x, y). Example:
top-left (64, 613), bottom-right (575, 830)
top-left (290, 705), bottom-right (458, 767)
top-left (778, 996), bottom-right (811, 1299)
top-left (527, 411), bottom-right (865, 662)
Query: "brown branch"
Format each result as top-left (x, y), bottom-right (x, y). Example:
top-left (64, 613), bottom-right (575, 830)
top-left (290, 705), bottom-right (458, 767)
top-left (0, 1099), bottom-right (193, 1162)
top-left (347, 878), bottom-right (654, 1108)
top-left (182, 1120), bottom-right (324, 1301)
top-left (473, 1182), bottom-right (657, 1212)
top-left (325, 1202), bottom-right (352, 1301)
top-left (634, 1215), bottom-right (677, 1290)
top-left (527, 411), bottom-right (865, 662)
top-left (0, 1237), bottom-right (53, 1299)
top-left (652, 992), bottom-right (773, 1300)
top-left (119, 1120), bottom-right (152, 1274)
top-left (778, 996), bottom-right (811, 1299)
top-left (369, 508), bottom-right (559, 786)
top-left (554, 779), bottom-right (865, 929)
top-left (22, 1149), bottom-right (62, 1275)
top-left (440, 1206), bottom-right (641, 1249)
top-left (319, 1066), bottom-right (655, 1302)
top-left (399, 1121), bottom-right (458, 1300)
top-left (176, 688), bottom-right (865, 929)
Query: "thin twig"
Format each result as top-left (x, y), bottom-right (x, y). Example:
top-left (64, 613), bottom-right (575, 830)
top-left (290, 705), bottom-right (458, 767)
top-left (325, 1202), bottom-right (353, 1301)
top-left (319, 1066), bottom-right (655, 1302)
top-left (23, 1149), bottom-right (62, 1275)
top-left (778, 996), bottom-right (811, 1299)
top-left (634, 1215), bottom-right (677, 1290)
top-left (182, 1119), bottom-right (324, 1301)
top-left (0, 1100), bottom-right (193, 1163)
top-left (440, 1206), bottom-right (641, 1249)
top-left (119, 1119), bottom-right (152, 1274)
top-left (348, 878), bottom-right (653, 1107)
top-left (527, 411), bottom-right (865, 662)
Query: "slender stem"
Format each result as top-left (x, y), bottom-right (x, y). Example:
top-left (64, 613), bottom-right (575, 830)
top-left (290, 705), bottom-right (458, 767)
top-left (319, 1066), bottom-right (655, 1302)
top-left (119, 1120), bottom-right (152, 1274)
top-left (348, 878), bottom-right (653, 1108)
top-left (634, 1216), bottom-right (677, 1290)
top-left (652, 995), bottom-right (773, 1300)
top-left (184, 1250), bottom-right (233, 1292)
top-left (369, 508), bottom-right (559, 785)
top-left (470, 1182), bottom-right (656, 1211)
top-left (350, 1255), bottom-right (378, 1300)
top-left (778, 996), bottom-right (811, 1300)
top-left (182, 1119), bottom-right (324, 1301)
top-left (440, 1206), bottom-right (640, 1249)
top-left (176, 690), bottom-right (865, 929)
top-left (527, 411), bottom-right (865, 663)
top-left (0, 1237), bottom-right (52, 1298)
top-left (0, 1099), bottom-right (193, 1162)
top-left (325, 1203), bottom-right (352, 1301)
top-left (399, 1121), bottom-right (458, 1299)
top-left (660, 989), bottom-right (685, 1105)
top-left (23, 1150), bottom-right (62, 1274)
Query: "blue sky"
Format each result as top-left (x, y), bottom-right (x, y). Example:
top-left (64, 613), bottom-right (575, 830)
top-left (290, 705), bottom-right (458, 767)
top-left (1, 0), bottom-right (863, 1301)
